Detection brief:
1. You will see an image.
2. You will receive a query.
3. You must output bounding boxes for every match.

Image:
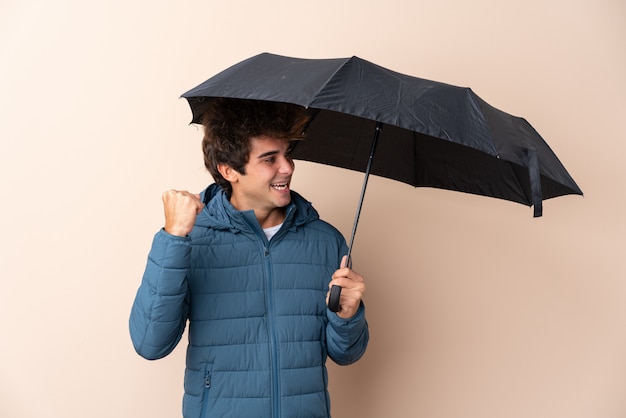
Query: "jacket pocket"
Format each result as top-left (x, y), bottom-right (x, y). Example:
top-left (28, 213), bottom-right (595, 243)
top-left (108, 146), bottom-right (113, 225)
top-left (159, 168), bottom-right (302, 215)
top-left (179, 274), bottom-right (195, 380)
top-left (200, 365), bottom-right (212, 418)
top-left (183, 362), bottom-right (214, 418)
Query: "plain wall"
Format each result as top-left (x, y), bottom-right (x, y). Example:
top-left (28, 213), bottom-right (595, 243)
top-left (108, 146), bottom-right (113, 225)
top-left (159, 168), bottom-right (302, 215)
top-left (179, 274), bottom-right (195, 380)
top-left (1, 1), bottom-right (625, 417)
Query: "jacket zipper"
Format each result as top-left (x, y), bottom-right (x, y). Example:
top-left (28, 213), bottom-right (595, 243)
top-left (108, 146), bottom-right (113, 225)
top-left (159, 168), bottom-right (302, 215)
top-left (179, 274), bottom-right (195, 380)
top-left (241, 214), bottom-right (282, 418)
top-left (264, 243), bottom-right (280, 418)
top-left (200, 369), bottom-right (211, 417)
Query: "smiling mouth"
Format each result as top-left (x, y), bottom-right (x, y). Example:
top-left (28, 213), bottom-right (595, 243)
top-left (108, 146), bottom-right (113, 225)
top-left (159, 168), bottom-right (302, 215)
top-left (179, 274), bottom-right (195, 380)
top-left (270, 182), bottom-right (289, 191)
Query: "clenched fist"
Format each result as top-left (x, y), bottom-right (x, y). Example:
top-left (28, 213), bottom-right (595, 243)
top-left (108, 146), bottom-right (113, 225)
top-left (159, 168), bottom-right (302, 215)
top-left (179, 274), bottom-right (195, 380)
top-left (162, 190), bottom-right (204, 237)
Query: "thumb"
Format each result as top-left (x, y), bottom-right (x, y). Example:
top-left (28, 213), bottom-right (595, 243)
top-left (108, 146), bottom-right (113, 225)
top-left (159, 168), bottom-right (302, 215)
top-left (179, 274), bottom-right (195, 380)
top-left (340, 255), bottom-right (348, 269)
top-left (194, 194), bottom-right (204, 214)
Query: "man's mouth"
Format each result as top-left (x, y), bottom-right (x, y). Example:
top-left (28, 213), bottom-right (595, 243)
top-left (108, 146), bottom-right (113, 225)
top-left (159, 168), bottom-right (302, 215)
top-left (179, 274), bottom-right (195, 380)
top-left (270, 182), bottom-right (289, 191)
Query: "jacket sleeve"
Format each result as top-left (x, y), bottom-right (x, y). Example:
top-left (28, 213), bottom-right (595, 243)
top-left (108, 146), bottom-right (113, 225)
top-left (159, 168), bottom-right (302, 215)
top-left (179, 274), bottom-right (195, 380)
top-left (326, 303), bottom-right (369, 365)
top-left (129, 229), bottom-right (191, 360)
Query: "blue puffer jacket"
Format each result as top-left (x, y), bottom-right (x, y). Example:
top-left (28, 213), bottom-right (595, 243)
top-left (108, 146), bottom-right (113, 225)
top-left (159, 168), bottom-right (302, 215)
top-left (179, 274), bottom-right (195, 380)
top-left (129, 184), bottom-right (369, 418)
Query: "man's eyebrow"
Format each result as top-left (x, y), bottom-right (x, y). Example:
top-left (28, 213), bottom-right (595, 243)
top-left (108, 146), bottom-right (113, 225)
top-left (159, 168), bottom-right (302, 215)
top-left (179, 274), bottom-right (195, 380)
top-left (256, 150), bottom-right (279, 159)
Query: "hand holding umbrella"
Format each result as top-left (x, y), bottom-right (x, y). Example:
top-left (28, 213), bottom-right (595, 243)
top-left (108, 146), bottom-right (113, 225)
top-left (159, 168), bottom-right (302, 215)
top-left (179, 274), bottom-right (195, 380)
top-left (327, 255), bottom-right (366, 318)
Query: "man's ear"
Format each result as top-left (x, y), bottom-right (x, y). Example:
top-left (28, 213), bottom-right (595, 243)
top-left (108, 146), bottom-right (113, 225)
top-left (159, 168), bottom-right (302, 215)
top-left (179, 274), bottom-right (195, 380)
top-left (217, 163), bottom-right (238, 182)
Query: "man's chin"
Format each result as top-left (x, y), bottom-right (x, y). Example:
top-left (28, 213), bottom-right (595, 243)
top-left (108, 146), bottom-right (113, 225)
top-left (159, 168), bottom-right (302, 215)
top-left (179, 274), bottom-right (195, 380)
top-left (277, 195), bottom-right (292, 208)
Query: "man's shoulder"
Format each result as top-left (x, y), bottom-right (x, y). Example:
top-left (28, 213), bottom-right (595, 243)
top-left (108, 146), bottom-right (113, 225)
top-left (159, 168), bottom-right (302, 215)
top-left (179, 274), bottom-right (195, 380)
top-left (301, 217), bottom-right (344, 241)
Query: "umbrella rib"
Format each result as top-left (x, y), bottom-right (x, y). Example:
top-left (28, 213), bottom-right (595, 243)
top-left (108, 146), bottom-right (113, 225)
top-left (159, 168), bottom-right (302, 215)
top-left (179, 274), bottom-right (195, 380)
top-left (306, 57), bottom-right (354, 109)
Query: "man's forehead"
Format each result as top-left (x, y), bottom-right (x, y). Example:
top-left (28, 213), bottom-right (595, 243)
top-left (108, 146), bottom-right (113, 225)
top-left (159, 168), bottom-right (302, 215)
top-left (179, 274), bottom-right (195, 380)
top-left (249, 136), bottom-right (290, 154)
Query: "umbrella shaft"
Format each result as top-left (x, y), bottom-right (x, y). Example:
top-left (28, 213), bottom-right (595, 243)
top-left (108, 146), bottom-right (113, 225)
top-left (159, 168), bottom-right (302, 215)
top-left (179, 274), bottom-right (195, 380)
top-left (346, 122), bottom-right (382, 267)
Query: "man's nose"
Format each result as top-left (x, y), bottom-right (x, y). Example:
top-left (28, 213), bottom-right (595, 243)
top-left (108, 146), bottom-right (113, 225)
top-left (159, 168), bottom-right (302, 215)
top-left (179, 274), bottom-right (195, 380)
top-left (278, 155), bottom-right (295, 174)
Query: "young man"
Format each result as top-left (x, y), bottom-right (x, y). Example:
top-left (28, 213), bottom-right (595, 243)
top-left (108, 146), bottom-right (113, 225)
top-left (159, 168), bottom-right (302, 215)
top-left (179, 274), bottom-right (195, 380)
top-left (129, 99), bottom-right (369, 417)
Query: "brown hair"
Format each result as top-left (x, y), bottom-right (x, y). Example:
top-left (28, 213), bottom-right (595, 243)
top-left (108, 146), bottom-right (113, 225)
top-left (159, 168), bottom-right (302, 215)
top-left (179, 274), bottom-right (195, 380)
top-left (201, 98), bottom-right (309, 194)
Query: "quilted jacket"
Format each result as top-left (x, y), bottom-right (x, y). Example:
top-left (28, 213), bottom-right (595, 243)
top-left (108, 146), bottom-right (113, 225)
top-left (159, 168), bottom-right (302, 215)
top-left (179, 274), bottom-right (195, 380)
top-left (129, 184), bottom-right (369, 418)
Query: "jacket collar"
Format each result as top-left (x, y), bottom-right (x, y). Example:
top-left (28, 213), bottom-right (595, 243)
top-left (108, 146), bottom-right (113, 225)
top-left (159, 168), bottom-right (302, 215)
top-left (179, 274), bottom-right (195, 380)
top-left (195, 183), bottom-right (319, 234)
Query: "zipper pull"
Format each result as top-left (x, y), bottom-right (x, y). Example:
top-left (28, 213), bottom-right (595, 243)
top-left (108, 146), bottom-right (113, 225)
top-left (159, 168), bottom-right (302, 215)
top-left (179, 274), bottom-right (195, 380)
top-left (264, 247), bottom-right (269, 257)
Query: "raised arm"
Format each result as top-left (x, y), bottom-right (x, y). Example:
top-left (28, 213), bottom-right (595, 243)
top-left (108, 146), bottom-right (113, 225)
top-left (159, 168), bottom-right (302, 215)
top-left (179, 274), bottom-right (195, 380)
top-left (129, 190), bottom-right (204, 359)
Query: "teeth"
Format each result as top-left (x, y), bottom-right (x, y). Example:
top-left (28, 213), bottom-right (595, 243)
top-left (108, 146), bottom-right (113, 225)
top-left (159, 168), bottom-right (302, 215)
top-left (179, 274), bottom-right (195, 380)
top-left (271, 183), bottom-right (288, 190)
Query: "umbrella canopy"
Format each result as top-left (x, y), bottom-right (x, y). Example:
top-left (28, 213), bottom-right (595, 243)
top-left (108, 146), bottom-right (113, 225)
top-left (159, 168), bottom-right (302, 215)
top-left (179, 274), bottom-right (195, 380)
top-left (182, 52), bottom-right (582, 216)
top-left (181, 52), bottom-right (583, 311)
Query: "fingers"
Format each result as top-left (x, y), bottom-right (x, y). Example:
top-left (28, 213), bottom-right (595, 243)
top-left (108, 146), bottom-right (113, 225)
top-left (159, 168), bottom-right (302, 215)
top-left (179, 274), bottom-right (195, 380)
top-left (340, 255), bottom-right (348, 269)
top-left (329, 273), bottom-right (366, 293)
top-left (162, 190), bottom-right (203, 210)
top-left (327, 280), bottom-right (365, 318)
top-left (162, 189), bottom-right (204, 236)
top-left (331, 262), bottom-right (364, 286)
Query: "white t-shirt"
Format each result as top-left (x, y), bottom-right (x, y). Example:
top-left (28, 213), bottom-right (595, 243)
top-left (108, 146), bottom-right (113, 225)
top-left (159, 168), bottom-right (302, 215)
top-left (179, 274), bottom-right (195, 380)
top-left (263, 223), bottom-right (283, 241)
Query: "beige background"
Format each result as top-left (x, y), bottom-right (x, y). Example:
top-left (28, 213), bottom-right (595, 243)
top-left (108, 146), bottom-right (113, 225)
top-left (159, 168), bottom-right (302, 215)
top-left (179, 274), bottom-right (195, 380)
top-left (1, 1), bottom-right (625, 417)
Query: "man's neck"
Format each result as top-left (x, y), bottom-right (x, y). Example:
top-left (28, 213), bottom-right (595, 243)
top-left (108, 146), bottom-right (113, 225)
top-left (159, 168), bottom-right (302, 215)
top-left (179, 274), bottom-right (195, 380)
top-left (255, 207), bottom-right (286, 229)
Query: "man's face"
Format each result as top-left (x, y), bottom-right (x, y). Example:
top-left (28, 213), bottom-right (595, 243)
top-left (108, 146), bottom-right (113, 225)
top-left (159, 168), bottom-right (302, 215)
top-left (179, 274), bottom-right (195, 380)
top-left (227, 135), bottom-right (295, 221)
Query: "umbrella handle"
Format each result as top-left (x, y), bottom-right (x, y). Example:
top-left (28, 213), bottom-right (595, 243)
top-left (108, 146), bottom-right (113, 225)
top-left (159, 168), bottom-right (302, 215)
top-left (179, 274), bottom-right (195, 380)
top-left (328, 256), bottom-right (351, 312)
top-left (328, 255), bottom-right (352, 312)
top-left (328, 285), bottom-right (342, 312)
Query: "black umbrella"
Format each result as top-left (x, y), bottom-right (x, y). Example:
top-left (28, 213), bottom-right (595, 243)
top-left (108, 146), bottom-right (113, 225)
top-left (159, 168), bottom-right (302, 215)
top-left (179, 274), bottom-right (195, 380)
top-left (181, 52), bottom-right (582, 311)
